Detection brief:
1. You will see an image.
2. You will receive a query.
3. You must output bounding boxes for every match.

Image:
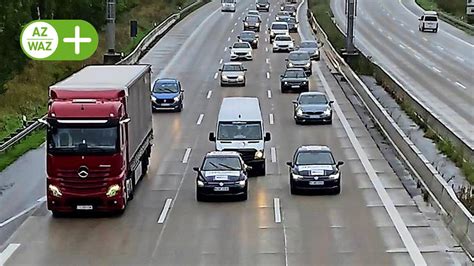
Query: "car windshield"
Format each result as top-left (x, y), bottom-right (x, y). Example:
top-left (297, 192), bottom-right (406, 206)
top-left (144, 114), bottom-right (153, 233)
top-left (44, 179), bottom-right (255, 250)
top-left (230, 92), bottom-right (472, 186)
top-left (425, 16), bottom-right (437, 21)
top-left (299, 94), bottom-right (328, 105)
top-left (300, 41), bottom-right (317, 48)
top-left (202, 156), bottom-right (242, 171)
top-left (296, 151), bottom-right (335, 165)
top-left (280, 16), bottom-right (291, 22)
top-left (217, 121), bottom-right (262, 140)
top-left (153, 81), bottom-right (178, 93)
top-left (276, 36), bottom-right (291, 41)
top-left (222, 64), bottom-right (242, 71)
top-left (240, 32), bottom-right (255, 39)
top-left (289, 52), bottom-right (309, 60)
top-left (49, 125), bottom-right (118, 154)
top-left (246, 16), bottom-right (259, 22)
top-left (222, 0), bottom-right (234, 3)
top-left (283, 6), bottom-right (294, 11)
top-left (285, 70), bottom-right (305, 78)
top-left (257, 0), bottom-right (268, 3)
top-left (233, 43), bottom-right (250, 48)
top-left (272, 23), bottom-right (288, 30)
top-left (248, 11), bottom-right (258, 15)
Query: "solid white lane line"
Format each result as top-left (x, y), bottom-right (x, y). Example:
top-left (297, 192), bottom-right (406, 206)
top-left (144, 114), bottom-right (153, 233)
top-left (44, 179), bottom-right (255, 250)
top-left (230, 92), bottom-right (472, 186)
top-left (266, 72), bottom-right (270, 79)
top-left (266, 58), bottom-right (270, 64)
top-left (269, 113), bottom-right (274, 125)
top-left (157, 198), bottom-right (173, 224)
top-left (265, 47), bottom-right (268, 52)
top-left (219, 58), bottom-right (223, 64)
top-left (182, 148), bottom-right (192, 163)
top-left (196, 114), bottom-right (204, 125)
top-left (273, 198), bottom-right (281, 223)
top-left (267, 90), bottom-right (272, 99)
top-left (432, 67), bottom-right (441, 73)
top-left (271, 147), bottom-right (277, 162)
top-left (0, 196), bottom-right (46, 227)
top-left (206, 90), bottom-right (212, 99)
top-left (214, 72), bottom-right (218, 79)
top-left (315, 66), bottom-right (426, 266)
top-left (0, 243), bottom-right (20, 265)
top-left (455, 82), bottom-right (466, 89)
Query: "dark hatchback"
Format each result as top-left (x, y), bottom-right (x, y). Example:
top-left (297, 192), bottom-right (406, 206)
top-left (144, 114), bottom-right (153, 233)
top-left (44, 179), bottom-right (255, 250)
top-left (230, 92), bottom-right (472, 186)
top-left (243, 15), bottom-right (261, 32)
top-left (151, 78), bottom-right (184, 112)
top-left (280, 68), bottom-right (309, 93)
top-left (194, 151), bottom-right (249, 201)
top-left (287, 145), bottom-right (344, 194)
top-left (238, 31), bottom-right (259, 49)
top-left (293, 92), bottom-right (333, 124)
top-left (256, 0), bottom-right (270, 11)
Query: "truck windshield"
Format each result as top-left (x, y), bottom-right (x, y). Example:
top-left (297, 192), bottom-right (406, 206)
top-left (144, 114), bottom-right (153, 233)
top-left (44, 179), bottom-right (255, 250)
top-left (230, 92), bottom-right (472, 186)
top-left (217, 121), bottom-right (262, 140)
top-left (48, 126), bottom-right (118, 154)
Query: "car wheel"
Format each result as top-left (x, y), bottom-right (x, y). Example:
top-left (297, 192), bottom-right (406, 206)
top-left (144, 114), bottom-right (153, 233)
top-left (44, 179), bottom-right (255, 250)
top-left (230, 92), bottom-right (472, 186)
top-left (258, 162), bottom-right (266, 176)
top-left (176, 103), bottom-right (183, 112)
top-left (220, 81), bottom-right (224, 87)
top-left (239, 190), bottom-right (248, 201)
top-left (290, 182), bottom-right (298, 195)
top-left (281, 87), bottom-right (286, 93)
top-left (196, 191), bottom-right (206, 202)
top-left (295, 119), bottom-right (301, 125)
top-left (421, 26), bottom-right (425, 32)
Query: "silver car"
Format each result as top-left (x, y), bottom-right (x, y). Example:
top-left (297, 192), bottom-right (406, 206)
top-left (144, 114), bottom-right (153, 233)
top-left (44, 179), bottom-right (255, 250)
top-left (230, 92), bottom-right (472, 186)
top-left (293, 92), bottom-right (333, 124)
top-left (286, 51), bottom-right (312, 75)
top-left (219, 62), bottom-right (247, 86)
top-left (297, 40), bottom-right (321, 61)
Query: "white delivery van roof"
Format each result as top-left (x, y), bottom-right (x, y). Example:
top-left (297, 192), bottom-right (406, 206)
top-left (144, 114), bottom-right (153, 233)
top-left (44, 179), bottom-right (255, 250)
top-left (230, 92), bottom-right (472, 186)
top-left (50, 65), bottom-right (150, 92)
top-left (424, 11), bottom-right (438, 16)
top-left (218, 97), bottom-right (262, 122)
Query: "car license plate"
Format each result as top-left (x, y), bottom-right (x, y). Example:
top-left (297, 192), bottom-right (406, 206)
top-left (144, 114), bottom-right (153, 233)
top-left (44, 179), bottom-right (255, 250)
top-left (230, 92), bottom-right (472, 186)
top-left (76, 205), bottom-right (93, 210)
top-left (291, 85), bottom-right (300, 88)
top-left (214, 187), bottom-right (229, 192)
top-left (310, 115), bottom-right (320, 119)
top-left (161, 103), bottom-right (171, 106)
top-left (309, 181), bottom-right (324, 185)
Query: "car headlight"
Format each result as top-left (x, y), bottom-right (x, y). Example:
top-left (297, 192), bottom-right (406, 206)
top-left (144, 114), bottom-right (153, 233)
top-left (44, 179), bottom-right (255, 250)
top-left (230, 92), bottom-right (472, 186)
top-left (305, 62), bottom-right (311, 67)
top-left (296, 108), bottom-right (303, 116)
top-left (236, 180), bottom-right (246, 187)
top-left (151, 95), bottom-right (156, 102)
top-left (256, 22), bottom-right (260, 27)
top-left (302, 81), bottom-right (307, 85)
top-left (265, 4), bottom-right (269, 7)
top-left (222, 75), bottom-right (228, 80)
top-left (253, 39), bottom-right (257, 43)
top-left (288, 62), bottom-right (294, 67)
top-left (197, 180), bottom-right (205, 187)
top-left (329, 172), bottom-right (340, 180)
top-left (292, 173), bottom-right (303, 180)
top-left (237, 75), bottom-right (244, 81)
top-left (284, 81), bottom-right (288, 85)
top-left (173, 96), bottom-right (180, 102)
top-left (106, 184), bottom-right (121, 198)
top-left (244, 22), bottom-right (249, 26)
top-left (254, 150), bottom-right (263, 159)
top-left (270, 32), bottom-right (275, 36)
top-left (323, 108), bottom-right (331, 115)
top-left (48, 184), bottom-right (62, 197)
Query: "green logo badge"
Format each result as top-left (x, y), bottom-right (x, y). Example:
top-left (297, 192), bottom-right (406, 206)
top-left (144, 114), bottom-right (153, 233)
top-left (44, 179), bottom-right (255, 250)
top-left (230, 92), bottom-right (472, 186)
top-left (20, 20), bottom-right (98, 61)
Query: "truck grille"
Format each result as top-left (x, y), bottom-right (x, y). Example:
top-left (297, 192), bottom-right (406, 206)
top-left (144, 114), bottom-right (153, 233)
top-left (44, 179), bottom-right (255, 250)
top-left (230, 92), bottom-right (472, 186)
top-left (60, 178), bottom-right (109, 192)
top-left (57, 169), bottom-right (110, 178)
top-left (227, 149), bottom-right (256, 162)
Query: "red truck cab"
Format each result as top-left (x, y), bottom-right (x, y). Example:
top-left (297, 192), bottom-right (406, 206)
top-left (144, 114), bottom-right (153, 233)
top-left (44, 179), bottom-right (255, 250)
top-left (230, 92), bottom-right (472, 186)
top-left (43, 65), bottom-right (153, 215)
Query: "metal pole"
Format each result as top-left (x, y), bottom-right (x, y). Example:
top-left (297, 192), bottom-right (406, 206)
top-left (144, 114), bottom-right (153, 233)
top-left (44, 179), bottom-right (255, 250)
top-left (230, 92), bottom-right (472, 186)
top-left (106, 0), bottom-right (116, 53)
top-left (345, 0), bottom-right (356, 54)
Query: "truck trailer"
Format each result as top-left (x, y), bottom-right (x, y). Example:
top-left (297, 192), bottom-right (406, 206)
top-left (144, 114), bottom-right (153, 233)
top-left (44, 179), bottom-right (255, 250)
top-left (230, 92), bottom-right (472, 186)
top-left (43, 65), bottom-right (153, 215)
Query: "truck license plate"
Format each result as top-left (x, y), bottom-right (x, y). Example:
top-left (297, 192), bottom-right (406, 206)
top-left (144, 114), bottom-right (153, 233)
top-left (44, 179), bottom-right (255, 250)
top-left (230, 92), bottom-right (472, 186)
top-left (76, 205), bottom-right (93, 210)
top-left (309, 181), bottom-right (324, 185)
top-left (214, 187), bottom-right (229, 192)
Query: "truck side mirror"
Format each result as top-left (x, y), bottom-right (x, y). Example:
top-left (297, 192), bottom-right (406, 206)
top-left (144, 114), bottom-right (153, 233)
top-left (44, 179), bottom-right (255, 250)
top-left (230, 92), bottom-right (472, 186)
top-left (264, 132), bottom-right (271, 141)
top-left (245, 165), bottom-right (252, 171)
top-left (120, 118), bottom-right (131, 125)
top-left (38, 118), bottom-right (50, 127)
top-left (209, 132), bottom-right (216, 141)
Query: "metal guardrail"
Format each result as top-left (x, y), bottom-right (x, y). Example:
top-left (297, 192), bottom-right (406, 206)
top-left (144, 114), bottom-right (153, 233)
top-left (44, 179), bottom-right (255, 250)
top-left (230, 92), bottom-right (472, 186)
top-left (307, 10), bottom-right (473, 258)
top-left (438, 11), bottom-right (474, 34)
top-left (0, 0), bottom-right (205, 153)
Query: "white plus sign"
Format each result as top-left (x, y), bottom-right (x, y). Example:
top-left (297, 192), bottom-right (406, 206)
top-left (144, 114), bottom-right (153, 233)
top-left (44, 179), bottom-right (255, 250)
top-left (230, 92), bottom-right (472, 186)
top-left (63, 26), bottom-right (92, 55)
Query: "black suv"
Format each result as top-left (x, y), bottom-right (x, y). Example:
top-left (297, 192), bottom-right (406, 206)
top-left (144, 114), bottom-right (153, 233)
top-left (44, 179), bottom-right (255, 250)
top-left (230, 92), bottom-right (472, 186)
top-left (238, 31), bottom-right (259, 49)
top-left (256, 0), bottom-right (270, 11)
top-left (280, 68), bottom-right (309, 93)
top-left (243, 15), bottom-right (261, 32)
top-left (193, 151), bottom-right (249, 201)
top-left (286, 145), bottom-right (344, 194)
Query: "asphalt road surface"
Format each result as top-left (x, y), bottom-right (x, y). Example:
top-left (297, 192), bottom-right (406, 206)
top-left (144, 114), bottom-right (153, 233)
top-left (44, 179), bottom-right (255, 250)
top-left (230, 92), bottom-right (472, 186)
top-left (332, 0), bottom-right (474, 151)
top-left (0, 0), bottom-right (470, 265)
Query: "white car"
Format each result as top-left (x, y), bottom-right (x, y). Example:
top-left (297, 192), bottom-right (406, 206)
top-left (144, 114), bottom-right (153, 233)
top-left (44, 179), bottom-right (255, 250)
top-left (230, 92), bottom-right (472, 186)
top-left (248, 10), bottom-right (260, 17)
top-left (418, 11), bottom-right (438, 32)
top-left (272, 35), bottom-right (294, 52)
top-left (269, 22), bottom-right (289, 42)
top-left (221, 0), bottom-right (236, 12)
top-left (230, 42), bottom-right (253, 60)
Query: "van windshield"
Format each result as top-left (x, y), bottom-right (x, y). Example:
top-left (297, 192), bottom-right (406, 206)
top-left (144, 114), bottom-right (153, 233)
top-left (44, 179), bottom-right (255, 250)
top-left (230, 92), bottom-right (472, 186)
top-left (272, 23), bottom-right (288, 30)
top-left (217, 121), bottom-right (262, 140)
top-left (425, 16), bottom-right (437, 21)
top-left (222, 0), bottom-right (235, 3)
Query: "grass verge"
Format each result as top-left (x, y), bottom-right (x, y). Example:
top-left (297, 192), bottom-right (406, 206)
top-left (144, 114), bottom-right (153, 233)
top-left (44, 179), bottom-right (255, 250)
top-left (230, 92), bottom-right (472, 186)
top-left (0, 129), bottom-right (45, 172)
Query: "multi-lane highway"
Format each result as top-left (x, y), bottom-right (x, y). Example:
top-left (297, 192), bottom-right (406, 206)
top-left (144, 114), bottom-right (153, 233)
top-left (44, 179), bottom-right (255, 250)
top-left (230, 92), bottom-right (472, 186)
top-left (332, 0), bottom-right (474, 149)
top-left (0, 0), bottom-right (470, 265)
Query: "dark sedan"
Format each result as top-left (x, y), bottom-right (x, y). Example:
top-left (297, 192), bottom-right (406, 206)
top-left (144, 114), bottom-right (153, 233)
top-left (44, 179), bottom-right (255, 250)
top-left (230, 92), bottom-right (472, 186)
top-left (287, 145), bottom-right (344, 194)
top-left (280, 68), bottom-right (309, 93)
top-left (243, 15), bottom-right (261, 32)
top-left (238, 31), bottom-right (259, 49)
top-left (286, 51), bottom-right (312, 75)
top-left (293, 92), bottom-right (333, 124)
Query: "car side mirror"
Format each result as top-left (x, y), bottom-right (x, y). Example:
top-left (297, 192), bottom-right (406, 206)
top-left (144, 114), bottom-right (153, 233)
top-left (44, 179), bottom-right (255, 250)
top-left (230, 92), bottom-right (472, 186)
top-left (336, 161), bottom-right (344, 167)
top-left (119, 117), bottom-right (131, 125)
top-left (280, 74), bottom-right (284, 78)
top-left (243, 68), bottom-right (247, 71)
top-left (329, 100), bottom-right (334, 105)
top-left (209, 132), bottom-right (216, 141)
top-left (245, 165), bottom-right (253, 171)
top-left (219, 68), bottom-right (222, 71)
top-left (193, 167), bottom-right (200, 172)
top-left (292, 100), bottom-right (298, 105)
top-left (285, 58), bottom-right (288, 61)
top-left (264, 132), bottom-right (271, 141)
top-left (228, 46), bottom-right (232, 49)
top-left (286, 161), bottom-right (293, 167)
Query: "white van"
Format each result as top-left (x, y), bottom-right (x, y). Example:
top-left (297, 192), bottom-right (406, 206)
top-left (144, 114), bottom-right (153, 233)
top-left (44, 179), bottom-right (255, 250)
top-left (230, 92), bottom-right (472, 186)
top-left (221, 0), bottom-right (236, 12)
top-left (269, 22), bottom-right (289, 43)
top-left (418, 11), bottom-right (439, 33)
top-left (209, 97), bottom-right (271, 176)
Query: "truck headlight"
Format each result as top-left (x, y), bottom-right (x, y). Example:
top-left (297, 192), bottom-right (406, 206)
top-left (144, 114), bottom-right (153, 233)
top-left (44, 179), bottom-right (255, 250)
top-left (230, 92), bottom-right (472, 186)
top-left (292, 173), bottom-right (303, 180)
top-left (106, 184), bottom-right (121, 197)
top-left (237, 180), bottom-right (246, 187)
top-left (296, 108), bottom-right (303, 116)
top-left (323, 108), bottom-right (331, 116)
top-left (254, 150), bottom-right (263, 159)
top-left (329, 172), bottom-right (340, 180)
top-left (173, 96), bottom-right (180, 102)
top-left (197, 180), bottom-right (205, 187)
top-left (48, 185), bottom-right (62, 197)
